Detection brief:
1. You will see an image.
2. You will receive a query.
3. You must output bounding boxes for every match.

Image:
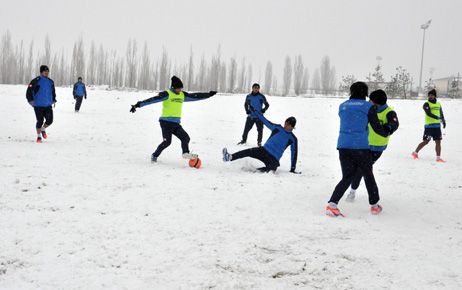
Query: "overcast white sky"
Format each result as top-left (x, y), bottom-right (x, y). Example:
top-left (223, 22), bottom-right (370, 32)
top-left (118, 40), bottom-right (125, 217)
top-left (1, 0), bottom-right (461, 82)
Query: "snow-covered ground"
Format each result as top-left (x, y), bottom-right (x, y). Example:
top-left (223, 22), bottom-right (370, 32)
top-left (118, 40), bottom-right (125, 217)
top-left (1, 84), bottom-right (461, 289)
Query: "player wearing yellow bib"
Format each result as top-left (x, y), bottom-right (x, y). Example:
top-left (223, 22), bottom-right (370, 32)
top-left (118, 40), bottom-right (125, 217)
top-left (411, 89), bottom-right (447, 163)
top-left (346, 90), bottom-right (399, 202)
top-left (130, 76), bottom-right (217, 162)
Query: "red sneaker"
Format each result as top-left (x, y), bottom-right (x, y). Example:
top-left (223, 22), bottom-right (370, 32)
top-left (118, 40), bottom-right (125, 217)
top-left (411, 152), bottom-right (419, 160)
top-left (41, 131), bottom-right (47, 139)
top-left (36, 137), bottom-right (42, 143)
top-left (326, 206), bottom-right (344, 217)
top-left (436, 158), bottom-right (446, 163)
top-left (371, 205), bottom-right (383, 215)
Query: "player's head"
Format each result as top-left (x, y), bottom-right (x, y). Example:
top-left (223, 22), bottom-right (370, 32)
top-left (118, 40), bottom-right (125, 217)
top-left (428, 89), bottom-right (437, 100)
top-left (350, 81), bottom-right (368, 100)
top-left (369, 89), bottom-right (387, 106)
top-left (78, 77), bottom-right (82, 82)
top-left (284, 116), bottom-right (296, 131)
top-left (40, 65), bottom-right (49, 77)
top-left (251, 83), bottom-right (260, 94)
top-left (171, 76), bottom-right (184, 93)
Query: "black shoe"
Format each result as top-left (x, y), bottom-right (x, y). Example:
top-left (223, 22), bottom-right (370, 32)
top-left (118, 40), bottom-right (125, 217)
top-left (151, 153), bottom-right (158, 163)
top-left (237, 140), bottom-right (246, 145)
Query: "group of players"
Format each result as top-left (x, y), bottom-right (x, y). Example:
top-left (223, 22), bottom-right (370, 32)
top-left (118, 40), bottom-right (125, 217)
top-left (26, 66), bottom-right (447, 217)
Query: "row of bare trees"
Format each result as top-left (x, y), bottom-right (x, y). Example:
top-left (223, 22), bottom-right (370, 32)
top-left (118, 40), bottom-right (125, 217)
top-left (0, 31), bottom-right (338, 96)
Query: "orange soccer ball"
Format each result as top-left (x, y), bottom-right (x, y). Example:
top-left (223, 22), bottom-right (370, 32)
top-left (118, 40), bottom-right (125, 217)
top-left (189, 158), bottom-right (202, 169)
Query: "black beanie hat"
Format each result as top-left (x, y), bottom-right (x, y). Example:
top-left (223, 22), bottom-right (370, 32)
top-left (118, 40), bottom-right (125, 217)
top-left (350, 81), bottom-right (368, 100)
top-left (369, 89), bottom-right (387, 105)
top-left (428, 89), bottom-right (437, 97)
top-left (40, 65), bottom-right (49, 73)
top-left (252, 83), bottom-right (260, 88)
top-left (171, 76), bottom-right (184, 89)
top-left (285, 116), bottom-right (297, 127)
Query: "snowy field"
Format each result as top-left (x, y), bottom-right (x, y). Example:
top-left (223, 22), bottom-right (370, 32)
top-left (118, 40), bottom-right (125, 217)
top-left (1, 84), bottom-right (462, 289)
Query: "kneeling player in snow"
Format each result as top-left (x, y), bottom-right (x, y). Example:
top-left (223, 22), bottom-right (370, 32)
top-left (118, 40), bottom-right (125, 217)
top-left (411, 89), bottom-right (447, 163)
top-left (130, 76), bottom-right (217, 162)
top-left (223, 108), bottom-right (298, 173)
top-left (26, 65), bottom-right (57, 143)
top-left (346, 89), bottom-right (399, 202)
top-left (326, 82), bottom-right (390, 217)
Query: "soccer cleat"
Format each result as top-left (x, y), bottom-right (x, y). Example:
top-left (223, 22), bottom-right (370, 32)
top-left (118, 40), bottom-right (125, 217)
top-left (346, 191), bottom-right (356, 202)
top-left (371, 205), bottom-right (383, 215)
top-left (41, 131), bottom-right (47, 139)
top-left (326, 205), bottom-right (344, 217)
top-left (222, 148), bottom-right (232, 162)
top-left (182, 153), bottom-right (198, 160)
top-left (436, 158), bottom-right (446, 163)
top-left (411, 152), bottom-right (419, 160)
top-left (237, 140), bottom-right (246, 145)
top-left (36, 137), bottom-right (42, 143)
top-left (151, 154), bottom-right (158, 163)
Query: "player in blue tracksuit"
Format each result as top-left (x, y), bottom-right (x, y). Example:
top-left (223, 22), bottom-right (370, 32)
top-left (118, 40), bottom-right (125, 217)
top-left (73, 77), bottom-right (87, 112)
top-left (237, 83), bottom-right (270, 146)
top-left (223, 109), bottom-right (298, 173)
top-left (26, 65), bottom-right (57, 143)
top-left (346, 90), bottom-right (399, 202)
top-left (326, 82), bottom-right (391, 217)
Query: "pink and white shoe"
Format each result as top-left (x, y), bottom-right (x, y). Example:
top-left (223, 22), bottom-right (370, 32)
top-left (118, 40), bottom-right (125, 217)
top-left (326, 205), bottom-right (344, 217)
top-left (411, 152), bottom-right (419, 160)
top-left (371, 205), bottom-right (383, 215)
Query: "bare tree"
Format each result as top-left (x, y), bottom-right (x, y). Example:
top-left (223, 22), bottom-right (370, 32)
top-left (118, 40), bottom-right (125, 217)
top-left (187, 46), bottom-right (194, 89)
top-left (125, 39), bottom-right (138, 88)
top-left (311, 68), bottom-right (321, 94)
top-left (293, 55), bottom-right (304, 95)
top-left (339, 74), bottom-right (357, 94)
top-left (238, 57), bottom-right (246, 93)
top-left (264, 61), bottom-right (273, 94)
top-left (70, 37), bottom-right (85, 81)
top-left (320, 55), bottom-right (336, 94)
top-left (227, 57), bottom-right (237, 93)
top-left (282, 56), bottom-right (292, 96)
top-left (158, 48), bottom-right (169, 89)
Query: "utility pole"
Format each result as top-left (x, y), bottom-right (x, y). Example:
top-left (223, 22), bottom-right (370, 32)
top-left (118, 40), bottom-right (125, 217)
top-left (418, 20), bottom-right (432, 96)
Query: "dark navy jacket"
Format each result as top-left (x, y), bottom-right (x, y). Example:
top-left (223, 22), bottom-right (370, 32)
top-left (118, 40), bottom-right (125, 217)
top-left (244, 93), bottom-right (269, 119)
top-left (73, 81), bottom-right (87, 97)
top-left (26, 76), bottom-right (56, 107)
top-left (254, 111), bottom-right (298, 170)
top-left (337, 99), bottom-right (388, 150)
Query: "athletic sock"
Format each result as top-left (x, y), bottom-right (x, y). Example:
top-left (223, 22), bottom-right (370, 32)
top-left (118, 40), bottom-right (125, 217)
top-left (371, 204), bottom-right (379, 208)
top-left (328, 202), bottom-right (337, 208)
top-left (350, 189), bottom-right (356, 194)
top-left (41, 127), bottom-right (46, 132)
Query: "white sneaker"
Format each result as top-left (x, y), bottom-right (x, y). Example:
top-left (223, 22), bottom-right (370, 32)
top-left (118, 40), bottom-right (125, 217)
top-left (346, 190), bottom-right (356, 202)
top-left (182, 153), bottom-right (198, 160)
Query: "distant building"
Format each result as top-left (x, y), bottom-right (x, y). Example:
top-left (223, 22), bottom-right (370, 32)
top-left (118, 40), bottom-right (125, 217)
top-left (432, 75), bottom-right (461, 98)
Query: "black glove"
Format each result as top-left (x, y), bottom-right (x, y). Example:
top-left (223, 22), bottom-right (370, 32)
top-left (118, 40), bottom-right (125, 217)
top-left (262, 109), bottom-right (267, 114)
top-left (248, 105), bottom-right (256, 112)
top-left (209, 91), bottom-right (217, 96)
top-left (443, 121), bottom-right (446, 129)
top-left (130, 103), bottom-right (140, 113)
top-left (384, 124), bottom-right (392, 135)
top-left (84, 96), bottom-right (87, 99)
